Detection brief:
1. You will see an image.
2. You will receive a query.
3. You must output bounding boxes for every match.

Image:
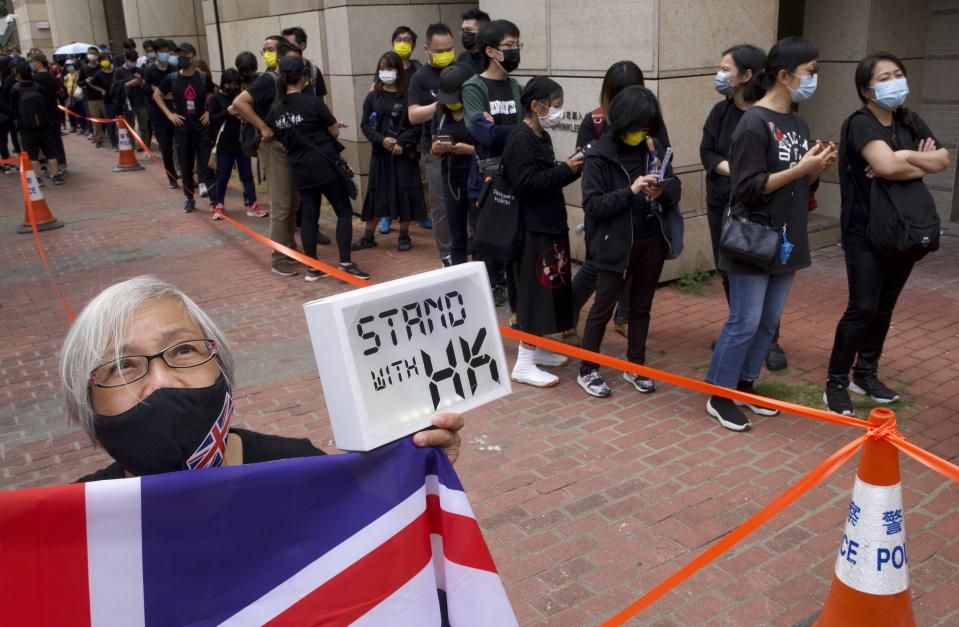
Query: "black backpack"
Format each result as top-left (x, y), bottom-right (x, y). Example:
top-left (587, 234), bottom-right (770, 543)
top-left (840, 109), bottom-right (940, 261)
top-left (17, 86), bottom-right (48, 131)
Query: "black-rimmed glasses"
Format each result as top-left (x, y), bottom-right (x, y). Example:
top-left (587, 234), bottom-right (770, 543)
top-left (90, 339), bottom-right (218, 388)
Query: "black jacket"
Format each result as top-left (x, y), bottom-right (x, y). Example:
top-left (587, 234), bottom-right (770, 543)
top-left (581, 134), bottom-right (683, 275)
top-left (700, 98), bottom-right (746, 211)
top-left (502, 123), bottom-right (580, 233)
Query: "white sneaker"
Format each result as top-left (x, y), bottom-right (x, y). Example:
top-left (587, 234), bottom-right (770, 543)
top-left (532, 347), bottom-right (569, 367)
top-left (511, 346), bottom-right (559, 388)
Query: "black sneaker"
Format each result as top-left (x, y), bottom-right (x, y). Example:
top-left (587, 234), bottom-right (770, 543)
top-left (316, 230), bottom-right (332, 246)
top-left (765, 341), bottom-right (788, 371)
top-left (578, 370), bottom-right (611, 397)
top-left (168, 179), bottom-right (178, 189)
top-left (305, 269), bottom-right (326, 282)
top-left (398, 235), bottom-right (412, 252)
top-left (339, 263), bottom-right (370, 280)
top-left (492, 285), bottom-right (508, 307)
top-left (52, 173), bottom-right (65, 186)
top-left (850, 375), bottom-right (900, 404)
top-left (823, 382), bottom-right (855, 416)
top-left (351, 236), bottom-right (377, 251)
top-left (622, 372), bottom-right (656, 393)
top-left (271, 263), bottom-right (298, 277)
top-left (183, 199), bottom-right (195, 213)
top-left (707, 396), bottom-right (751, 431)
top-left (735, 380), bottom-right (779, 416)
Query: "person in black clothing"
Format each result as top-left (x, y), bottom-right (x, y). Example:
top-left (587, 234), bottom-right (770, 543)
top-left (10, 63), bottom-right (63, 183)
top-left (115, 49), bottom-right (152, 151)
top-left (79, 46), bottom-right (105, 145)
top-left (86, 52), bottom-right (120, 149)
top-left (824, 52), bottom-right (949, 416)
top-left (577, 86), bottom-right (682, 399)
top-left (145, 39), bottom-right (179, 188)
top-left (209, 68), bottom-right (265, 220)
top-left (28, 53), bottom-right (67, 174)
top-left (0, 55), bottom-right (22, 168)
top-left (60, 277), bottom-right (464, 482)
top-left (456, 8), bottom-right (491, 75)
top-left (281, 26), bottom-right (328, 99)
top-left (391, 26), bottom-right (422, 78)
top-left (154, 43), bottom-right (215, 213)
top-left (353, 51), bottom-right (427, 253)
top-left (571, 61), bottom-right (673, 340)
top-left (705, 37), bottom-right (837, 432)
top-left (502, 76), bottom-right (583, 388)
top-left (431, 65), bottom-right (476, 265)
top-left (267, 56), bottom-right (369, 281)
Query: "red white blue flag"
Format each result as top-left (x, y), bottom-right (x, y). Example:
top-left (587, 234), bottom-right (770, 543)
top-left (0, 439), bottom-right (516, 625)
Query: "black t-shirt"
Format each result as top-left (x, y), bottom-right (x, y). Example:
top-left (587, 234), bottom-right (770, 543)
top-left (79, 63), bottom-right (102, 100)
top-left (482, 76), bottom-right (518, 127)
top-left (115, 64), bottom-right (148, 108)
top-left (724, 106), bottom-right (813, 275)
top-left (75, 428), bottom-right (326, 483)
top-left (455, 50), bottom-right (484, 75)
top-left (432, 108), bottom-right (473, 183)
top-left (87, 69), bottom-right (114, 102)
top-left (266, 92), bottom-right (339, 189)
top-left (304, 59), bottom-right (327, 98)
top-left (143, 63), bottom-right (175, 90)
top-left (408, 62), bottom-right (472, 151)
top-left (159, 70), bottom-right (214, 132)
top-left (32, 72), bottom-right (59, 114)
top-left (247, 71), bottom-right (278, 120)
top-left (839, 109), bottom-right (940, 253)
top-left (700, 98), bottom-right (747, 210)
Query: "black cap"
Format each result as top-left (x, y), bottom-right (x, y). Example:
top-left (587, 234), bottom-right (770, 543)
top-left (437, 64), bottom-right (473, 104)
top-left (178, 42), bottom-right (197, 55)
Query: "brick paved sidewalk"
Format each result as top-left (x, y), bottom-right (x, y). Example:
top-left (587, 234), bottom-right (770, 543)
top-left (1, 133), bottom-right (958, 625)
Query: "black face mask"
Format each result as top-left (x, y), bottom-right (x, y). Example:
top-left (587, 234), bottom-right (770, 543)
top-left (93, 374), bottom-right (233, 476)
top-left (498, 48), bottom-right (521, 73)
top-left (177, 56), bottom-right (192, 70)
top-left (461, 31), bottom-right (477, 51)
top-left (223, 88), bottom-right (239, 98)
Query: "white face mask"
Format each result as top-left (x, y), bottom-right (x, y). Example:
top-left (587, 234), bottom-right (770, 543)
top-left (538, 106), bottom-right (564, 129)
top-left (378, 70), bottom-right (398, 85)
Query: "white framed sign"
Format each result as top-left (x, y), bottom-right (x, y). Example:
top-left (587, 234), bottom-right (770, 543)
top-left (304, 262), bottom-right (512, 451)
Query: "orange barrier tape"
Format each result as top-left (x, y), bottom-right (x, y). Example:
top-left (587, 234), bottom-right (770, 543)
top-left (17, 154), bottom-right (76, 321)
top-left (0, 157), bottom-right (18, 165)
top-left (601, 433), bottom-right (869, 625)
top-left (58, 105), bottom-right (116, 125)
top-left (888, 434), bottom-right (959, 485)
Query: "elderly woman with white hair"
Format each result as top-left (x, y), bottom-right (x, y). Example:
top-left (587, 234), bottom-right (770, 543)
top-left (61, 276), bottom-right (464, 481)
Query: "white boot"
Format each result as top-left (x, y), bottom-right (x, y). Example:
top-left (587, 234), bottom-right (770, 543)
top-left (532, 346), bottom-right (569, 367)
top-left (511, 345), bottom-right (559, 387)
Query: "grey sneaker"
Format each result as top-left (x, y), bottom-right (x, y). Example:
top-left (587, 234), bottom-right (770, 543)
top-left (622, 371), bottom-right (656, 393)
top-left (578, 370), bottom-right (611, 398)
top-left (271, 263), bottom-right (298, 277)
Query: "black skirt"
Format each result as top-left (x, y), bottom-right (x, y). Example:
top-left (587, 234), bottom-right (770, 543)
top-left (361, 151), bottom-right (428, 222)
top-left (514, 229), bottom-right (574, 336)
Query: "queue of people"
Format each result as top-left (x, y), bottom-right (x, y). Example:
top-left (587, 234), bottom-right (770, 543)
top-left (15, 23), bottom-right (944, 437)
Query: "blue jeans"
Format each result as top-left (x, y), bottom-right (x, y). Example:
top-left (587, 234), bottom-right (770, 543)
top-left (214, 151), bottom-right (256, 208)
top-left (706, 271), bottom-right (796, 388)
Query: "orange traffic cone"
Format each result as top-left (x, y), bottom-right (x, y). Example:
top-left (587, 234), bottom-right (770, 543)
top-left (815, 407), bottom-right (914, 626)
top-left (114, 119), bottom-right (144, 172)
top-left (16, 153), bottom-right (63, 234)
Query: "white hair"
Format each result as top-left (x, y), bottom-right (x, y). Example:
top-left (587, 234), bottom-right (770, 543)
top-left (59, 276), bottom-right (235, 440)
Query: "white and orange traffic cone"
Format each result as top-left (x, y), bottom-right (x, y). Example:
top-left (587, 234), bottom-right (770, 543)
top-left (114, 119), bottom-right (144, 172)
top-left (815, 407), bottom-right (914, 626)
top-left (16, 153), bottom-right (63, 234)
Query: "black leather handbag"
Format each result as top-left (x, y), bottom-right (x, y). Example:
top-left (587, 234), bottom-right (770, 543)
top-left (719, 204), bottom-right (781, 268)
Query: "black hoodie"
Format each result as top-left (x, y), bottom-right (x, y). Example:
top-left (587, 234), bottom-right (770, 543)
top-left (581, 134), bottom-right (683, 275)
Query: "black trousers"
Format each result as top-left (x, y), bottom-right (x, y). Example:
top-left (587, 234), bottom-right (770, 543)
top-left (827, 248), bottom-right (914, 385)
top-left (154, 123), bottom-right (177, 184)
top-left (0, 118), bottom-right (20, 158)
top-left (300, 180), bottom-right (354, 264)
top-left (444, 178), bottom-right (470, 265)
top-left (581, 236), bottom-right (668, 373)
top-left (572, 258), bottom-right (630, 329)
top-left (706, 204), bottom-right (731, 303)
top-left (176, 128), bottom-right (212, 200)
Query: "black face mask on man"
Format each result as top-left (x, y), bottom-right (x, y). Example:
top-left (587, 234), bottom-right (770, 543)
top-left (497, 48), bottom-right (520, 73)
top-left (177, 56), bottom-right (192, 70)
top-left (461, 31), bottom-right (477, 51)
top-left (92, 374), bottom-right (233, 476)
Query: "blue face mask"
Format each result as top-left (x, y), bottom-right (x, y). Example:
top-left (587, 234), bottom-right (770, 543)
top-left (158, 52), bottom-right (169, 64)
top-left (167, 55), bottom-right (178, 66)
top-left (789, 73), bottom-right (818, 103)
top-left (147, 51), bottom-right (156, 60)
top-left (872, 77), bottom-right (909, 111)
top-left (714, 71), bottom-right (735, 97)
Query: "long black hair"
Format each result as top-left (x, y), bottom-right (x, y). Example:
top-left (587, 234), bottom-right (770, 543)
top-left (607, 85), bottom-right (663, 138)
top-left (722, 44), bottom-right (766, 102)
top-left (854, 51), bottom-right (923, 142)
top-left (760, 36), bottom-right (818, 92)
top-left (599, 61), bottom-right (644, 112)
top-left (272, 55), bottom-right (306, 113)
top-left (373, 51), bottom-right (408, 97)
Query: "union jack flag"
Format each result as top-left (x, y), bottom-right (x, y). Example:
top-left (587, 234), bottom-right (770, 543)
top-left (185, 392), bottom-right (233, 470)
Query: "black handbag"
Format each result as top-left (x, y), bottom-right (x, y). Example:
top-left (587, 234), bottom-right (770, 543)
top-left (719, 204), bottom-right (781, 268)
top-left (474, 165), bottom-right (522, 261)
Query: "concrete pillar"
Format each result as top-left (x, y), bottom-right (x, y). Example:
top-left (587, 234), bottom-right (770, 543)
top-left (12, 0), bottom-right (54, 55)
top-left (123, 0), bottom-right (208, 64)
top-left (801, 0), bottom-right (930, 222)
top-left (481, 0), bottom-right (779, 278)
top-left (46, 0), bottom-right (109, 52)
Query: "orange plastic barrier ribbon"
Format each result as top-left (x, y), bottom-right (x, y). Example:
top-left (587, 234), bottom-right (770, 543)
top-left (17, 154), bottom-right (76, 320)
top-left (58, 105), bottom-right (116, 125)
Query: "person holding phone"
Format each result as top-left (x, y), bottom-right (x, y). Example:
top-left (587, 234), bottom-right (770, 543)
top-left (577, 86), bottom-right (682, 398)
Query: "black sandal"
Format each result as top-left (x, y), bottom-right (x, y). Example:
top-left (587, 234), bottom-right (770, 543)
top-left (351, 236), bottom-right (377, 251)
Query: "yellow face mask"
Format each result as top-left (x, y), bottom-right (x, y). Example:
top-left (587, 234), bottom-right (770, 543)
top-left (622, 130), bottom-right (648, 146)
top-left (431, 50), bottom-right (455, 69)
top-left (446, 102), bottom-right (463, 111)
top-left (262, 50), bottom-right (277, 70)
top-left (393, 41), bottom-right (413, 59)
top-left (99, 60), bottom-right (110, 69)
